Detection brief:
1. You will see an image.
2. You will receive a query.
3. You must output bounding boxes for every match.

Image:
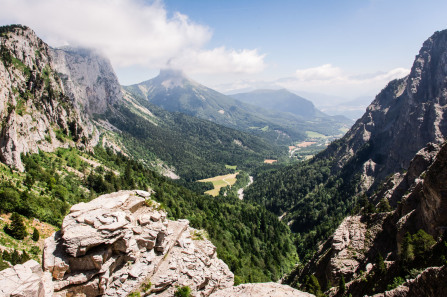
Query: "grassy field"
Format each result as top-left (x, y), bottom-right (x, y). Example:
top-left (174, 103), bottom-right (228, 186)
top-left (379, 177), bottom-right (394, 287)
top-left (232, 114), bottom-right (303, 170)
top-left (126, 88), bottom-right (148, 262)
top-left (225, 165), bottom-right (237, 170)
top-left (305, 131), bottom-right (326, 138)
top-left (198, 172), bottom-right (239, 196)
top-left (0, 213), bottom-right (57, 263)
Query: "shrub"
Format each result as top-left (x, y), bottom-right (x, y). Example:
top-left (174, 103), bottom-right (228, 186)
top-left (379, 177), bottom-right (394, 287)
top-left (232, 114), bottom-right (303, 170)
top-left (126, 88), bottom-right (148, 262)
top-left (174, 286), bottom-right (192, 297)
top-left (32, 227), bottom-right (40, 242)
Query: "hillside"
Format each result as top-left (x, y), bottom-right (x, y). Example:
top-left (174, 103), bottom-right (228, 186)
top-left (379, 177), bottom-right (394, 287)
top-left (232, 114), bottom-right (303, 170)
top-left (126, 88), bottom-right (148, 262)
top-left (0, 25), bottom-right (97, 171)
top-left (104, 91), bottom-right (283, 181)
top-left (124, 70), bottom-right (349, 144)
top-left (231, 89), bottom-right (327, 119)
top-left (3, 26), bottom-right (283, 181)
top-left (285, 141), bottom-right (447, 296)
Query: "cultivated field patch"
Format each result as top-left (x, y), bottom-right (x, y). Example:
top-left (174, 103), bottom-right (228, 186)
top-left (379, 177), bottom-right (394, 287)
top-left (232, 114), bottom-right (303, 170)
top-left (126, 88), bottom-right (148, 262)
top-left (198, 172), bottom-right (239, 196)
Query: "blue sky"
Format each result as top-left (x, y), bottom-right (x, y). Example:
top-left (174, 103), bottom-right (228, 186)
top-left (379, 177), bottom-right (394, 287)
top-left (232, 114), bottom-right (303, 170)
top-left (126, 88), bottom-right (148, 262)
top-left (1, 0), bottom-right (447, 101)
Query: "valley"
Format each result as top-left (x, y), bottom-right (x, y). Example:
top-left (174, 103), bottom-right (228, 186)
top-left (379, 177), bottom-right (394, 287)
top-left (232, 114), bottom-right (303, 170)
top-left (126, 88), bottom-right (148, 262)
top-left (0, 21), bottom-right (446, 297)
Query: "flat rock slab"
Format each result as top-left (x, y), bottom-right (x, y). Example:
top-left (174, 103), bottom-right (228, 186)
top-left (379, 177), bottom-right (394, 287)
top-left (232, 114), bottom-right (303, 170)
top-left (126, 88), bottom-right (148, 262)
top-left (210, 283), bottom-right (315, 297)
top-left (0, 260), bottom-right (54, 297)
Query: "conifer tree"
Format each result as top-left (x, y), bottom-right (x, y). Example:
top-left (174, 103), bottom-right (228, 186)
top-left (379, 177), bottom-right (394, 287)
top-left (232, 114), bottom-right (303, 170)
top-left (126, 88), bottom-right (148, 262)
top-left (6, 212), bottom-right (27, 240)
top-left (32, 227), bottom-right (40, 242)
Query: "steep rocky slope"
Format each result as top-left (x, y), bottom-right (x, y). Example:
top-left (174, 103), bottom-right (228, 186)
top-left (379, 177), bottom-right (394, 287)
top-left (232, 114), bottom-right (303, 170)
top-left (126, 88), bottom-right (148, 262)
top-left (0, 25), bottom-right (95, 171)
top-left (322, 29), bottom-right (447, 191)
top-left (286, 142), bottom-right (447, 296)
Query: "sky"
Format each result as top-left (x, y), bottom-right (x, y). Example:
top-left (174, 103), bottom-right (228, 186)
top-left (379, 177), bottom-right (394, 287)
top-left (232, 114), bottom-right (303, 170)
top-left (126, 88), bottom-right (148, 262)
top-left (1, 0), bottom-right (447, 104)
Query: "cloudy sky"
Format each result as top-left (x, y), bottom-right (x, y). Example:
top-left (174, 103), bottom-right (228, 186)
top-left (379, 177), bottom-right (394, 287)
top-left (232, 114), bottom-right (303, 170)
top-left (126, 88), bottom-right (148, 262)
top-left (1, 0), bottom-right (447, 102)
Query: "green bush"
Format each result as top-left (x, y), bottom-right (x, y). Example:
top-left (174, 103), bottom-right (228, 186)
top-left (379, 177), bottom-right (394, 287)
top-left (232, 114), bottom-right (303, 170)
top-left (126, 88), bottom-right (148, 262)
top-left (174, 286), bottom-right (192, 297)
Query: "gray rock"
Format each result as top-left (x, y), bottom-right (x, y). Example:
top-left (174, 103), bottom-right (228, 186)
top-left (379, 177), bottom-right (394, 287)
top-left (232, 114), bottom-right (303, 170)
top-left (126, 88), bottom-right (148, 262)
top-left (43, 190), bottom-right (233, 297)
top-left (0, 260), bottom-right (53, 297)
top-left (0, 26), bottom-right (97, 171)
top-left (210, 283), bottom-right (315, 297)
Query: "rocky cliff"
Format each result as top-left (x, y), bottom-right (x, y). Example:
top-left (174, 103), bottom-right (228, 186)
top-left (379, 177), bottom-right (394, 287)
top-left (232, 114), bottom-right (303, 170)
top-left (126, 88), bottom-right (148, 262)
top-left (322, 29), bottom-right (447, 191)
top-left (0, 25), bottom-right (96, 171)
top-left (288, 142), bottom-right (447, 296)
top-left (51, 46), bottom-right (122, 115)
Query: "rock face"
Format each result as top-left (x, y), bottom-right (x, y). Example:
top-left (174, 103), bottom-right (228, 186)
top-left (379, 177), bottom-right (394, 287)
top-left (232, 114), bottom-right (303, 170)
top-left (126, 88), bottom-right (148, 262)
top-left (51, 46), bottom-right (122, 115)
top-left (290, 142), bottom-right (447, 296)
top-left (0, 259), bottom-right (53, 297)
top-left (209, 282), bottom-right (315, 297)
top-left (322, 29), bottom-right (447, 191)
top-left (396, 141), bottom-right (447, 244)
top-left (371, 265), bottom-right (447, 297)
top-left (43, 190), bottom-right (234, 296)
top-left (0, 25), bottom-right (95, 171)
top-left (291, 213), bottom-right (393, 291)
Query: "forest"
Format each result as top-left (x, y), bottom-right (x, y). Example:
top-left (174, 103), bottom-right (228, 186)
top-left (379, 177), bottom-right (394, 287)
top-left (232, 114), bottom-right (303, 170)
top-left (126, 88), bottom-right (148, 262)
top-left (0, 146), bottom-right (297, 283)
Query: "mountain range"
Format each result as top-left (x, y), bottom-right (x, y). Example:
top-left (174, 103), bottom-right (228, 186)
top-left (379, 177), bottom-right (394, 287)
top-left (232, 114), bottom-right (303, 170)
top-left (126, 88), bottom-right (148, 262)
top-left (124, 70), bottom-right (350, 144)
top-left (0, 23), bottom-right (446, 297)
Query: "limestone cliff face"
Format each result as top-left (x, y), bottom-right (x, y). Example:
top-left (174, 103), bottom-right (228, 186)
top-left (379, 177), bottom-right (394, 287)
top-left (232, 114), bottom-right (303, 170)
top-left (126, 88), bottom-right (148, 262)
top-left (51, 46), bottom-right (122, 115)
top-left (0, 25), bottom-right (96, 171)
top-left (322, 29), bottom-right (447, 191)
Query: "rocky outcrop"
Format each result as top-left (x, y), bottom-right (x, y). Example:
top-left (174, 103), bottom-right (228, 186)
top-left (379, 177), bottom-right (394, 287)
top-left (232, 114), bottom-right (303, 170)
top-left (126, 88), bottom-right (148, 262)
top-left (291, 141), bottom-right (447, 296)
top-left (396, 141), bottom-right (447, 244)
top-left (371, 265), bottom-right (447, 297)
top-left (0, 259), bottom-right (53, 297)
top-left (290, 213), bottom-right (393, 291)
top-left (0, 25), bottom-right (95, 171)
top-left (43, 190), bottom-right (234, 296)
top-left (209, 282), bottom-right (315, 297)
top-left (371, 143), bottom-right (441, 207)
top-left (322, 29), bottom-right (447, 191)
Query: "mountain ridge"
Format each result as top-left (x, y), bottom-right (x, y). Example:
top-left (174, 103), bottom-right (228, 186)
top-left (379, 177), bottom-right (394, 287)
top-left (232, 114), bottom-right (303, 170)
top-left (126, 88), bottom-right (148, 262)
top-left (231, 88), bottom-right (328, 119)
top-left (124, 69), bottom-right (350, 144)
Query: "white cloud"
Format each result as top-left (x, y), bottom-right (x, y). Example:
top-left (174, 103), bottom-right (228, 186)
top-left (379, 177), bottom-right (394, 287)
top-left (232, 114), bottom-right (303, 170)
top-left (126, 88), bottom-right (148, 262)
top-left (172, 47), bottom-right (265, 74)
top-left (0, 0), bottom-right (265, 74)
top-left (212, 64), bottom-right (410, 101)
top-left (276, 64), bottom-right (410, 98)
top-left (295, 64), bottom-right (343, 81)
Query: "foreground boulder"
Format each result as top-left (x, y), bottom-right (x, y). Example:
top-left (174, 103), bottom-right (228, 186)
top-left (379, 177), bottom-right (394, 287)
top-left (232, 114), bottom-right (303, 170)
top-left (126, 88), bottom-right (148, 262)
top-left (0, 260), bottom-right (53, 297)
top-left (43, 190), bottom-right (234, 296)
